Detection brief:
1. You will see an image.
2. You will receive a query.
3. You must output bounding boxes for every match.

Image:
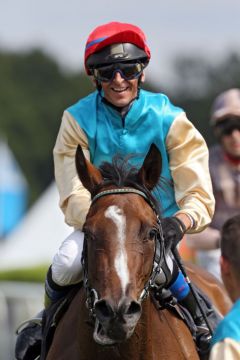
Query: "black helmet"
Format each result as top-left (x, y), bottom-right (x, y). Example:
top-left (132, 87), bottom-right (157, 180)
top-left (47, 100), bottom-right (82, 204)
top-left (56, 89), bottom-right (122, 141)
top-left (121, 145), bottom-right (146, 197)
top-left (86, 43), bottom-right (149, 71)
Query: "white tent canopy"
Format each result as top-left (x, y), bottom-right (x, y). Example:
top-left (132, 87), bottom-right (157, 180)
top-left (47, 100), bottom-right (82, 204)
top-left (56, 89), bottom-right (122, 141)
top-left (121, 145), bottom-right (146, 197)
top-left (0, 182), bottom-right (72, 270)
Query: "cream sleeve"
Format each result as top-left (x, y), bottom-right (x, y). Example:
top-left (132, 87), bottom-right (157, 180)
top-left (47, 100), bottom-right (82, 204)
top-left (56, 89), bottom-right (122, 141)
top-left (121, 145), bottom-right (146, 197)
top-left (53, 110), bottom-right (91, 230)
top-left (166, 113), bottom-right (215, 233)
top-left (210, 339), bottom-right (240, 360)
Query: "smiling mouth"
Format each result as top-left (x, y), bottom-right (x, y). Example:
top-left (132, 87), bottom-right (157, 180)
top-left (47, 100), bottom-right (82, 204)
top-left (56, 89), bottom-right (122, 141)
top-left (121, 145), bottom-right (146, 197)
top-left (112, 87), bottom-right (128, 93)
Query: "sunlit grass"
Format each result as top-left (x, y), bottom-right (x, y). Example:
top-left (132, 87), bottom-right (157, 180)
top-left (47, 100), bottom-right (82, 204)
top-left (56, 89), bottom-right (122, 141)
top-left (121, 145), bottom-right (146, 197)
top-left (0, 264), bottom-right (49, 282)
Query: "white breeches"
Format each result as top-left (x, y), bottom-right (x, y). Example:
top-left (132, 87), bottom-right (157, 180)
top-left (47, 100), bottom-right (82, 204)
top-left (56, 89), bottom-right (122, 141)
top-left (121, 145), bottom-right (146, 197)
top-left (51, 230), bottom-right (84, 286)
top-left (51, 229), bottom-right (174, 287)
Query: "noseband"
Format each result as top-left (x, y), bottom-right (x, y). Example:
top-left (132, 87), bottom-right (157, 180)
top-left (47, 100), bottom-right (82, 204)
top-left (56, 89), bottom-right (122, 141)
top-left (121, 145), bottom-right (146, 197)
top-left (81, 187), bottom-right (165, 319)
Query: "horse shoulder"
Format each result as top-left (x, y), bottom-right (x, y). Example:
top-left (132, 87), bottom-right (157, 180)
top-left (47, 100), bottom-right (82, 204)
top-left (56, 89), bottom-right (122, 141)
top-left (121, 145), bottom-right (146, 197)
top-left (148, 299), bottom-right (200, 359)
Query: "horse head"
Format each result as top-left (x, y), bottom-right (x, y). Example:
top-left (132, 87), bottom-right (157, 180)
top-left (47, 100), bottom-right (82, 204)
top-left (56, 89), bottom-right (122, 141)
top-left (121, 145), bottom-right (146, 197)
top-left (75, 144), bottom-right (162, 345)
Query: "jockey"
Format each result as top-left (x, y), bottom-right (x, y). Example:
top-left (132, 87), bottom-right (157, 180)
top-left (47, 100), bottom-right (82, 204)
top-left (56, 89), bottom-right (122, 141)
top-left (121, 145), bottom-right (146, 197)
top-left (15, 21), bottom-right (215, 359)
top-left (187, 88), bottom-right (240, 280)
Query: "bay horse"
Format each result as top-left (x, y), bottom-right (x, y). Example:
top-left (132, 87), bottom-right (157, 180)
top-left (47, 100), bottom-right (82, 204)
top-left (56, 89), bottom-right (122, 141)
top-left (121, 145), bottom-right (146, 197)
top-left (46, 144), bottom-right (231, 360)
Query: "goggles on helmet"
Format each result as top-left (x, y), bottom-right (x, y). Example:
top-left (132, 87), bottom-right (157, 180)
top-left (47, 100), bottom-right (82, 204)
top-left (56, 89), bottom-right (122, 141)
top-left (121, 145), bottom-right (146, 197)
top-left (92, 62), bottom-right (144, 82)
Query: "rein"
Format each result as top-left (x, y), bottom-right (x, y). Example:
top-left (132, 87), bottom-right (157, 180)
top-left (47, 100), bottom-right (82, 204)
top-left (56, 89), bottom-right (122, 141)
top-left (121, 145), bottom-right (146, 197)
top-left (81, 187), bottom-right (165, 318)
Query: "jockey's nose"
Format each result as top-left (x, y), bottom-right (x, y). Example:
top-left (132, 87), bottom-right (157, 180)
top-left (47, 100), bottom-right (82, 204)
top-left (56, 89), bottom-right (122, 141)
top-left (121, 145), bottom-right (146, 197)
top-left (95, 297), bottom-right (141, 324)
top-left (112, 71), bottom-right (124, 82)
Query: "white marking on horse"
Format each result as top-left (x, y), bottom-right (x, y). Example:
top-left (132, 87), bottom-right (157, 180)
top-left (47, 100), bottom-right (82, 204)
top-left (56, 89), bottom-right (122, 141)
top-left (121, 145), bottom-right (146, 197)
top-left (105, 205), bottom-right (129, 294)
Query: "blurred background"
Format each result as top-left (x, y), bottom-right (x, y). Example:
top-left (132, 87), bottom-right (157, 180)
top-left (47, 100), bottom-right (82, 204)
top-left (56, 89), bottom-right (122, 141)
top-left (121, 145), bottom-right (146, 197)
top-left (0, 0), bottom-right (240, 358)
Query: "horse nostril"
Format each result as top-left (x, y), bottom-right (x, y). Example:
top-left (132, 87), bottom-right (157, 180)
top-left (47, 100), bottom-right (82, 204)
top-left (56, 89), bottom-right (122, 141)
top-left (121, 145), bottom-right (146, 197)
top-left (95, 299), bottom-right (114, 320)
top-left (126, 301), bottom-right (141, 316)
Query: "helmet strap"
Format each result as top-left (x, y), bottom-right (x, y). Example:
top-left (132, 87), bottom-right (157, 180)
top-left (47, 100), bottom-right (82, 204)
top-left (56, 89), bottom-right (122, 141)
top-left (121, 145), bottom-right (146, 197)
top-left (95, 80), bottom-right (102, 93)
top-left (136, 76), bottom-right (142, 99)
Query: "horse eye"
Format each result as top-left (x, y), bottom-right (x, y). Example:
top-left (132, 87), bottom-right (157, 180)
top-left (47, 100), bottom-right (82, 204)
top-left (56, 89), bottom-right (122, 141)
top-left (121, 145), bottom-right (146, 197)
top-left (148, 229), bottom-right (157, 240)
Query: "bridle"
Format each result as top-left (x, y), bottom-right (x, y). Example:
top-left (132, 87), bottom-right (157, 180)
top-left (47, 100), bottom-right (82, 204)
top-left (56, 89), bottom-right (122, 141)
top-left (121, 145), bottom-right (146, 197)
top-left (81, 188), bottom-right (215, 339)
top-left (81, 187), bottom-right (166, 319)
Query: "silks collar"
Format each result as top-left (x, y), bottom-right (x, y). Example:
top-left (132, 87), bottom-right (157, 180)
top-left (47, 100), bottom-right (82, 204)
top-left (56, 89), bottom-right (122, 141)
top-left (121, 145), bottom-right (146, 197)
top-left (224, 152), bottom-right (240, 167)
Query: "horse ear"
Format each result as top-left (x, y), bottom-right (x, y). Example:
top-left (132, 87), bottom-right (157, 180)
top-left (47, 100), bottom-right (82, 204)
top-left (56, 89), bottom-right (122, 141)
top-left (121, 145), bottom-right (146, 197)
top-left (137, 144), bottom-right (162, 190)
top-left (75, 145), bottom-right (103, 194)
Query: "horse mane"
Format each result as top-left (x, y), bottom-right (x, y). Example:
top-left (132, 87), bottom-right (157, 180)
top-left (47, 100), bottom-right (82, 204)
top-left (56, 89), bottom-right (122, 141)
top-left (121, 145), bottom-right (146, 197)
top-left (95, 154), bottom-right (165, 214)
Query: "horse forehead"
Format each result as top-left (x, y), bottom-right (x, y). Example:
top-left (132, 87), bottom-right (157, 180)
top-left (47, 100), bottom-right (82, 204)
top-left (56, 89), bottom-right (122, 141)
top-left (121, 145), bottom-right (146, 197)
top-left (104, 205), bottom-right (126, 225)
top-left (102, 196), bottom-right (154, 226)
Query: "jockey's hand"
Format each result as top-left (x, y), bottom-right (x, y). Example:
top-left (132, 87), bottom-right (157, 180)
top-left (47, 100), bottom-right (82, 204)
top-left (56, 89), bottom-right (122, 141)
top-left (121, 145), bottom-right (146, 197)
top-left (161, 217), bottom-right (186, 250)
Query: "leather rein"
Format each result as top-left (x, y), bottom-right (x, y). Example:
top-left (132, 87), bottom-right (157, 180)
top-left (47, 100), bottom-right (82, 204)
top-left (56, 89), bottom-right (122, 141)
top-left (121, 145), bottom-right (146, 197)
top-left (81, 187), bottom-right (166, 319)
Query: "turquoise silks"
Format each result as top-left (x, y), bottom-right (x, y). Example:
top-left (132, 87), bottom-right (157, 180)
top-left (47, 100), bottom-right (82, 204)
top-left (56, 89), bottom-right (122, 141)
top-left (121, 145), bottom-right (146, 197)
top-left (211, 299), bottom-right (240, 347)
top-left (67, 89), bottom-right (183, 217)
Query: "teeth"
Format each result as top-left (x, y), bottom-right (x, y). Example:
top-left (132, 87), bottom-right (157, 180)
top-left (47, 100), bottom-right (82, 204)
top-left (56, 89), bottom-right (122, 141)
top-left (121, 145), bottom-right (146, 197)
top-left (112, 87), bottom-right (128, 92)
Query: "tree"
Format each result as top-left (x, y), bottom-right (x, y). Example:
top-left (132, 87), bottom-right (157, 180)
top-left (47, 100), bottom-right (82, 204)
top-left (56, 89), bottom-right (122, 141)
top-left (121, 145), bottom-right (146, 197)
top-left (0, 49), bottom-right (93, 204)
top-left (168, 52), bottom-right (240, 145)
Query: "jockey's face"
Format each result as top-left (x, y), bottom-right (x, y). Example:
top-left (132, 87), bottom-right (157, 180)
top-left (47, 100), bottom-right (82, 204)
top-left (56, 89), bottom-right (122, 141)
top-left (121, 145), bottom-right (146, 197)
top-left (101, 71), bottom-right (145, 108)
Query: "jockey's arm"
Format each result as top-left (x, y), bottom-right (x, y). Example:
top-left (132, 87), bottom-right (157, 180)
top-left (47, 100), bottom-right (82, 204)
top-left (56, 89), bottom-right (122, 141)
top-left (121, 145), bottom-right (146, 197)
top-left (166, 113), bottom-right (215, 233)
top-left (53, 111), bottom-right (91, 230)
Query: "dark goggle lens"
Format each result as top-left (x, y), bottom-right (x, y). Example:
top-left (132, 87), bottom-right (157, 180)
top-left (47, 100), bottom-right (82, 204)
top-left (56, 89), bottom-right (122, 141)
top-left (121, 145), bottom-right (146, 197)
top-left (223, 125), bottom-right (240, 135)
top-left (215, 118), bottom-right (240, 136)
top-left (93, 63), bottom-right (143, 82)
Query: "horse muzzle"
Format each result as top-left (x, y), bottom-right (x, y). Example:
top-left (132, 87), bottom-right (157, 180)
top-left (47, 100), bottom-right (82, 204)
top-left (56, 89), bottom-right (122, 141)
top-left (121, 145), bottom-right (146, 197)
top-left (93, 297), bottom-right (142, 345)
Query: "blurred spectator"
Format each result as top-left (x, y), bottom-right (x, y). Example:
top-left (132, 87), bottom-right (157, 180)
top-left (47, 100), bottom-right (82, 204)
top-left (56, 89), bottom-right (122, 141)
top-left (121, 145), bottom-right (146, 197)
top-left (210, 214), bottom-right (240, 359)
top-left (187, 88), bottom-right (240, 280)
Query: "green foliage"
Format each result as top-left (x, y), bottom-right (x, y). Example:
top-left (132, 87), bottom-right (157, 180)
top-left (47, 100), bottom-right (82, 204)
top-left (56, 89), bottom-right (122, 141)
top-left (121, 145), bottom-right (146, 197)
top-left (171, 53), bottom-right (240, 99)
top-left (0, 48), bottom-right (93, 204)
top-left (165, 52), bottom-right (240, 146)
top-left (0, 264), bottom-right (49, 282)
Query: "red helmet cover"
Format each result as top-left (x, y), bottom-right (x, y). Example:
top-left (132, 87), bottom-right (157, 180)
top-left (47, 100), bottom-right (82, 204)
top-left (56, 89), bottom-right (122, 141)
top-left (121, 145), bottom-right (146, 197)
top-left (84, 22), bottom-right (151, 74)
